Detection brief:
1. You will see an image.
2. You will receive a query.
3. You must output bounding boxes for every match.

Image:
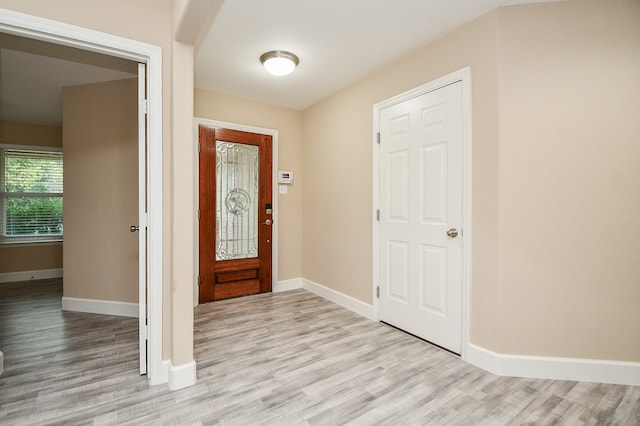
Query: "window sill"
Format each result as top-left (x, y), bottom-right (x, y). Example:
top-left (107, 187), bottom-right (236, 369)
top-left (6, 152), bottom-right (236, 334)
top-left (0, 239), bottom-right (63, 248)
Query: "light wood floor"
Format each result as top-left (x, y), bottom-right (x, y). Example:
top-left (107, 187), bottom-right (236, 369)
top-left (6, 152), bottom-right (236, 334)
top-left (0, 279), bottom-right (638, 425)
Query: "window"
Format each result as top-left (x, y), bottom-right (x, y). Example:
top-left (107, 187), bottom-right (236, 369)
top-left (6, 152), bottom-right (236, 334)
top-left (0, 146), bottom-right (63, 243)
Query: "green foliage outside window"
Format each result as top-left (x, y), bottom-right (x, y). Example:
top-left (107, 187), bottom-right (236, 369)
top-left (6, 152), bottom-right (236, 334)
top-left (5, 196), bottom-right (63, 236)
top-left (2, 149), bottom-right (63, 239)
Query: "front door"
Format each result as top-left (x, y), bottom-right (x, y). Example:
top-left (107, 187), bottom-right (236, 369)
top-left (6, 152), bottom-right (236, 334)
top-left (378, 81), bottom-right (464, 354)
top-left (199, 126), bottom-right (273, 302)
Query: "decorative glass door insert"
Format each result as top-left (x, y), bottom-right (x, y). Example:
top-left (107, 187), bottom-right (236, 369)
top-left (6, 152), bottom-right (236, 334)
top-left (216, 141), bottom-right (259, 260)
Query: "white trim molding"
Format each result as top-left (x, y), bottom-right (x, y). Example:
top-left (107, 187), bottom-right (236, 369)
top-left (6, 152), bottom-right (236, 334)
top-left (169, 360), bottom-right (197, 390)
top-left (299, 278), bottom-right (640, 386)
top-left (0, 268), bottom-right (63, 283)
top-left (161, 360), bottom-right (171, 384)
top-left (274, 278), bottom-right (303, 293)
top-left (302, 279), bottom-right (375, 320)
top-left (61, 297), bottom-right (138, 318)
top-left (466, 344), bottom-right (640, 386)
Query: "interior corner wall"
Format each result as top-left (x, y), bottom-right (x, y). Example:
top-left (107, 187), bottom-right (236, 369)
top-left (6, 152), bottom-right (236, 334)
top-left (301, 10), bottom-right (502, 349)
top-left (62, 79), bottom-right (138, 303)
top-left (194, 90), bottom-right (304, 281)
top-left (495, 0), bottom-right (640, 362)
top-left (0, 121), bottom-right (63, 275)
top-left (301, 0), bottom-right (640, 364)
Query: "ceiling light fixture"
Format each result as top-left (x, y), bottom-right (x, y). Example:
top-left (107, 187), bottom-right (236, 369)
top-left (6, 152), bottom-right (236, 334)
top-left (260, 50), bottom-right (299, 76)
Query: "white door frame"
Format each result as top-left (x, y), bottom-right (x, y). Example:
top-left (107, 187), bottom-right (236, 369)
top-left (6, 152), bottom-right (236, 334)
top-left (193, 118), bottom-right (279, 307)
top-left (372, 67), bottom-right (472, 359)
top-left (0, 8), bottom-right (164, 384)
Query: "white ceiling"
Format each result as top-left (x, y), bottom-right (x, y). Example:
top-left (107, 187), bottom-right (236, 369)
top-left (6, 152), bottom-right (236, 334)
top-left (0, 34), bottom-right (137, 126)
top-left (0, 0), bottom-right (559, 125)
top-left (195, 0), bottom-right (559, 110)
top-left (0, 48), bottom-right (136, 126)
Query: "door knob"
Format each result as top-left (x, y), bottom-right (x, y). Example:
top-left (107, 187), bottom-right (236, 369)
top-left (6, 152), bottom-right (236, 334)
top-left (262, 219), bottom-right (272, 226)
top-left (446, 228), bottom-right (458, 238)
top-left (130, 225), bottom-right (140, 233)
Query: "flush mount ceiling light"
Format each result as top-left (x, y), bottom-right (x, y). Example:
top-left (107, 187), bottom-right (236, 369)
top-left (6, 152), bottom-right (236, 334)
top-left (260, 50), bottom-right (299, 76)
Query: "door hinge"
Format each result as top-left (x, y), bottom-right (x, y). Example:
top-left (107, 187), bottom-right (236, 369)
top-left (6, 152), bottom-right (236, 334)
top-left (376, 209), bottom-right (380, 221)
top-left (197, 209), bottom-right (200, 220)
top-left (140, 99), bottom-right (148, 114)
top-left (376, 286), bottom-right (380, 298)
top-left (141, 324), bottom-right (149, 339)
top-left (198, 142), bottom-right (201, 153)
top-left (197, 275), bottom-right (200, 286)
top-left (377, 132), bottom-right (381, 144)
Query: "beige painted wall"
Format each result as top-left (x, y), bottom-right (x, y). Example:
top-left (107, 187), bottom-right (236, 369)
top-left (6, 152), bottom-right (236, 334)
top-left (0, 121), bottom-right (63, 273)
top-left (0, 120), bottom-right (62, 148)
top-left (0, 244), bottom-right (62, 274)
top-left (194, 90), bottom-right (304, 281)
top-left (302, 11), bottom-right (502, 348)
top-left (302, 0), bottom-right (640, 362)
top-left (62, 79), bottom-right (138, 303)
top-left (496, 0), bottom-right (640, 360)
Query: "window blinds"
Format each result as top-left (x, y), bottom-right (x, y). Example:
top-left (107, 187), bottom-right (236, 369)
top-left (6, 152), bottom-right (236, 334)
top-left (0, 148), bottom-right (63, 240)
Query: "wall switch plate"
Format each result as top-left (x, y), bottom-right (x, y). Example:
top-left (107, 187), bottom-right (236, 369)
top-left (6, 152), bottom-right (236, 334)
top-left (279, 185), bottom-right (288, 194)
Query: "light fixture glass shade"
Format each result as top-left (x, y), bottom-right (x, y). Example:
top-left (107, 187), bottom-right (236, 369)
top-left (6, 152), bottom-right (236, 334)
top-left (260, 51), bottom-right (299, 76)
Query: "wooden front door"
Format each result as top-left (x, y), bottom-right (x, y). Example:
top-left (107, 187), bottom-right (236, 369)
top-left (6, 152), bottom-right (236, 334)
top-left (199, 126), bottom-right (273, 303)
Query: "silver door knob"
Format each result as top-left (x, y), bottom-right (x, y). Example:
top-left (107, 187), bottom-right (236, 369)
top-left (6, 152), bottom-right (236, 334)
top-left (130, 225), bottom-right (140, 233)
top-left (446, 228), bottom-right (458, 238)
top-left (262, 219), bottom-right (272, 225)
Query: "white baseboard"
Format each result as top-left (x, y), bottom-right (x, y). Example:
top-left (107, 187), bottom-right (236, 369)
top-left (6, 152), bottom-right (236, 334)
top-left (169, 360), bottom-right (197, 390)
top-left (466, 343), bottom-right (640, 386)
top-left (61, 297), bottom-right (138, 318)
top-left (274, 278), bottom-right (303, 293)
top-left (302, 278), bottom-right (375, 320)
top-left (0, 268), bottom-right (63, 283)
top-left (161, 360), bottom-right (171, 385)
top-left (296, 279), bottom-right (639, 387)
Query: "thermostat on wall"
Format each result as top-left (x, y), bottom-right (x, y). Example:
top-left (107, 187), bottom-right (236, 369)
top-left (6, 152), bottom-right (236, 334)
top-left (278, 171), bottom-right (294, 184)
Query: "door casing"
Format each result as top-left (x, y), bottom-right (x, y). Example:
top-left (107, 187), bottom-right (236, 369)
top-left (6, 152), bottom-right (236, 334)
top-left (372, 67), bottom-right (472, 360)
top-left (0, 8), bottom-right (164, 384)
top-left (193, 118), bottom-right (279, 307)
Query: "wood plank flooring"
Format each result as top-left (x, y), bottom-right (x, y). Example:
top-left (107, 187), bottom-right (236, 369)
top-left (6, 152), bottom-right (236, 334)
top-left (0, 278), bottom-right (639, 425)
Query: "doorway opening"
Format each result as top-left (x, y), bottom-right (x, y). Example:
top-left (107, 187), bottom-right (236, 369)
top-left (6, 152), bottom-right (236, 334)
top-left (194, 118), bottom-right (279, 306)
top-left (0, 9), bottom-right (163, 384)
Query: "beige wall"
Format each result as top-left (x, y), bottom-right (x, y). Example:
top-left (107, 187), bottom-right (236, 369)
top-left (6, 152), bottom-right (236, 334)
top-left (302, 11), bottom-right (502, 347)
top-left (496, 0), bottom-right (640, 360)
top-left (0, 120), bottom-right (62, 148)
top-left (302, 0), bottom-right (639, 362)
top-left (194, 90), bottom-right (304, 281)
top-left (0, 244), bottom-right (62, 274)
top-left (0, 121), bottom-right (64, 274)
top-left (62, 79), bottom-right (138, 303)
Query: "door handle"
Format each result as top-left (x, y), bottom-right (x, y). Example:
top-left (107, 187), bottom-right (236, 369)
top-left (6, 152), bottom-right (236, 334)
top-left (446, 228), bottom-right (458, 238)
top-left (262, 219), bottom-right (272, 226)
top-left (130, 225), bottom-right (140, 233)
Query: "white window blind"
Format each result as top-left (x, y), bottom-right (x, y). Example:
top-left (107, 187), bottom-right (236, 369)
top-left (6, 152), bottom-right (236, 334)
top-left (0, 147), bottom-right (63, 243)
